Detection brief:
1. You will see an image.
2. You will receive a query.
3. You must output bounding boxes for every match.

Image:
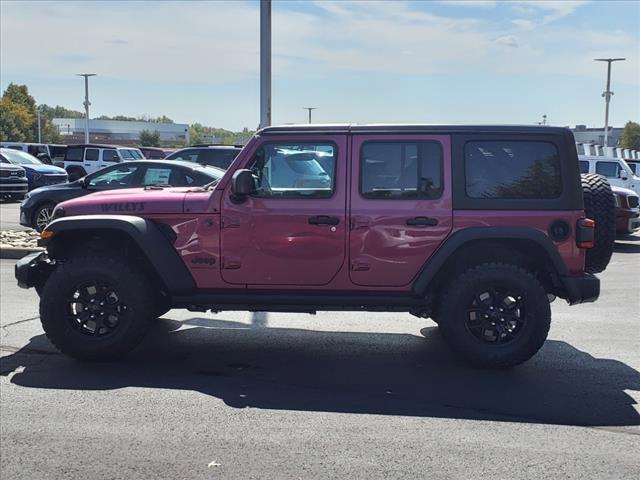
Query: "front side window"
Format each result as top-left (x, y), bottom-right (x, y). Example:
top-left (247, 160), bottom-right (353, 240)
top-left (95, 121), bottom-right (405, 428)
top-left (360, 142), bottom-right (443, 199)
top-left (628, 162), bottom-right (638, 175)
top-left (84, 148), bottom-right (99, 161)
top-left (465, 141), bottom-right (561, 199)
top-left (595, 161), bottom-right (621, 178)
top-left (103, 149), bottom-right (119, 162)
top-left (88, 165), bottom-right (139, 187)
top-left (249, 142), bottom-right (335, 198)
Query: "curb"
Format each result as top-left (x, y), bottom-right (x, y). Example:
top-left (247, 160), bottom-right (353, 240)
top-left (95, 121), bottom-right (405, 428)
top-left (0, 247), bottom-right (43, 260)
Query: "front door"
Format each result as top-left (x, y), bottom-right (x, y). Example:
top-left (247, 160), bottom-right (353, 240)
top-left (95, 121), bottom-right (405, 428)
top-left (349, 134), bottom-right (453, 287)
top-left (220, 135), bottom-right (347, 286)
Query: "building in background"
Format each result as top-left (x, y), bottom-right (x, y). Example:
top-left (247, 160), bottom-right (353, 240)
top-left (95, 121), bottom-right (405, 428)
top-left (52, 118), bottom-right (189, 146)
top-left (571, 125), bottom-right (623, 146)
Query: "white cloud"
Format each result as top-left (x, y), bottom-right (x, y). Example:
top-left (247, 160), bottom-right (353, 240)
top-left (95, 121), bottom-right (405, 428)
top-left (0, 0), bottom-right (636, 89)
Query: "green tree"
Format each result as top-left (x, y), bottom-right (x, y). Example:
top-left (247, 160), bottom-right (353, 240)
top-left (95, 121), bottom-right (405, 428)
top-left (3, 83), bottom-right (36, 112)
top-left (0, 97), bottom-right (32, 142)
top-left (619, 121), bottom-right (640, 150)
top-left (139, 129), bottom-right (161, 147)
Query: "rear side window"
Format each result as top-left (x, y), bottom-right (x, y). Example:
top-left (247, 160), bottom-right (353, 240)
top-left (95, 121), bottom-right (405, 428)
top-left (465, 141), bottom-right (561, 199)
top-left (579, 161), bottom-right (589, 174)
top-left (595, 161), bottom-right (621, 178)
top-left (66, 147), bottom-right (83, 161)
top-left (360, 142), bottom-right (443, 199)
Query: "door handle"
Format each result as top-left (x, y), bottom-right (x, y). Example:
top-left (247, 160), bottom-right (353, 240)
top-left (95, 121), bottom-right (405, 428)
top-left (406, 217), bottom-right (438, 226)
top-left (308, 215), bottom-right (340, 226)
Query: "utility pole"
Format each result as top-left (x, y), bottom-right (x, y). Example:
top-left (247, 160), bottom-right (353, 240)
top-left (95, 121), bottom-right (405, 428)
top-left (76, 73), bottom-right (96, 143)
top-left (259, 0), bottom-right (271, 129)
top-left (303, 107), bottom-right (317, 124)
top-left (594, 58), bottom-right (625, 147)
top-left (36, 106), bottom-right (42, 143)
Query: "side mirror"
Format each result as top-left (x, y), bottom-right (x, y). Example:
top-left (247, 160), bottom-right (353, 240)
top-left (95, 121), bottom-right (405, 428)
top-left (231, 169), bottom-right (255, 202)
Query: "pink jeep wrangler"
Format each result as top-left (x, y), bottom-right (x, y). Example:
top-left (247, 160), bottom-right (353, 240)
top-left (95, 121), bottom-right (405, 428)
top-left (16, 125), bottom-right (615, 368)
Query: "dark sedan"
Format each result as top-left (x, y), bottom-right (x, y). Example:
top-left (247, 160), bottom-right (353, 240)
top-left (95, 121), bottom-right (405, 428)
top-left (20, 160), bottom-right (224, 231)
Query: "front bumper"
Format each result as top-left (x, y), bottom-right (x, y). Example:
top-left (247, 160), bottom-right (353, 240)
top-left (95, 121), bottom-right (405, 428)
top-left (562, 273), bottom-right (600, 305)
top-left (15, 251), bottom-right (55, 289)
top-left (0, 180), bottom-right (29, 194)
top-left (19, 203), bottom-right (36, 228)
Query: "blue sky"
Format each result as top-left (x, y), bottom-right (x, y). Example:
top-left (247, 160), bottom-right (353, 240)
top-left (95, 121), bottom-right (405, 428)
top-left (1, 0), bottom-right (638, 130)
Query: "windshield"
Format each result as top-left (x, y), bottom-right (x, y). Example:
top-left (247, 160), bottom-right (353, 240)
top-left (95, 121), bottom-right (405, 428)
top-left (119, 149), bottom-right (136, 160)
top-left (128, 149), bottom-right (144, 160)
top-left (0, 148), bottom-right (43, 165)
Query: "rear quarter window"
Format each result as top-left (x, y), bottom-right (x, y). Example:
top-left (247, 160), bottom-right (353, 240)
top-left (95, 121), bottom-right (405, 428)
top-left (465, 141), bottom-right (562, 199)
top-left (65, 147), bottom-right (84, 162)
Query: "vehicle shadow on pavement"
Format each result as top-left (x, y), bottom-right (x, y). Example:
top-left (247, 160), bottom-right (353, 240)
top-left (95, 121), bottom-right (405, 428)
top-left (613, 242), bottom-right (640, 253)
top-left (1, 317), bottom-right (639, 428)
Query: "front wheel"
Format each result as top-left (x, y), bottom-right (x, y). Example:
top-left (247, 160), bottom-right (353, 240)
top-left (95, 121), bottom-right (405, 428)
top-left (437, 263), bottom-right (551, 369)
top-left (39, 254), bottom-right (154, 361)
top-left (33, 203), bottom-right (55, 232)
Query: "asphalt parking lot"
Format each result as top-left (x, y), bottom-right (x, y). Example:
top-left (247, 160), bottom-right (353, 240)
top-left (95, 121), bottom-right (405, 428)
top-left (1, 236), bottom-right (639, 479)
top-left (0, 199), bottom-right (28, 231)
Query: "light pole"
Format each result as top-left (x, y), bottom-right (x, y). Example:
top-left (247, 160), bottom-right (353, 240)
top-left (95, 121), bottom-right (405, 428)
top-left (76, 73), bottom-right (96, 143)
top-left (303, 107), bottom-right (317, 124)
top-left (259, 0), bottom-right (271, 129)
top-left (36, 106), bottom-right (42, 143)
top-left (594, 58), bottom-right (625, 147)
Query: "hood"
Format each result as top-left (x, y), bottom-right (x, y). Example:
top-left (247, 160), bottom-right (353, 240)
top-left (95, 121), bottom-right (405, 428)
top-left (0, 163), bottom-right (24, 172)
top-left (21, 164), bottom-right (67, 174)
top-left (57, 187), bottom-right (191, 216)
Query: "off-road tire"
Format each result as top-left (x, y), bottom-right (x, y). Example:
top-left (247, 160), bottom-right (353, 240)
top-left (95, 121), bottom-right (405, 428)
top-left (581, 173), bottom-right (615, 274)
top-left (39, 254), bottom-right (154, 361)
top-left (437, 263), bottom-right (551, 369)
top-left (67, 167), bottom-right (86, 182)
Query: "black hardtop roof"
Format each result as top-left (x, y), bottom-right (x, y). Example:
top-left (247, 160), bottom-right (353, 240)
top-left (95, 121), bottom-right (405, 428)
top-left (67, 143), bottom-right (140, 149)
top-left (258, 124), bottom-right (571, 136)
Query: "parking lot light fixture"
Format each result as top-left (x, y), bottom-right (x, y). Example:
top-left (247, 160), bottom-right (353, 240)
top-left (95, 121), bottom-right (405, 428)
top-left (76, 73), bottom-right (96, 143)
top-left (594, 58), bottom-right (625, 147)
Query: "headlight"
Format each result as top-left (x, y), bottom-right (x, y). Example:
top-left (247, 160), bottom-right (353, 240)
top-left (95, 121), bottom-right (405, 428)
top-left (23, 191), bottom-right (31, 200)
top-left (32, 171), bottom-right (42, 180)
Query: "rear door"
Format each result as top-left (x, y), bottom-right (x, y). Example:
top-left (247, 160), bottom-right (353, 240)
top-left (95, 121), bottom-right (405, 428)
top-left (220, 135), bottom-right (347, 286)
top-left (349, 134), bottom-right (453, 287)
top-left (83, 148), bottom-right (101, 174)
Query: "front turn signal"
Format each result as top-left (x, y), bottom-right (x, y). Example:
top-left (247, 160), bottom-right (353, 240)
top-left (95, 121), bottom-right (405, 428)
top-left (40, 230), bottom-right (55, 240)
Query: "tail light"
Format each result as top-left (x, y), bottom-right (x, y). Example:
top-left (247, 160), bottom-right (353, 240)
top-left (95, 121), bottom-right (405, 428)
top-left (576, 218), bottom-right (595, 248)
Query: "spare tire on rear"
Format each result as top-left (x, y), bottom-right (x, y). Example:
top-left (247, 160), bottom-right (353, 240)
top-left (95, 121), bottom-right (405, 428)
top-left (581, 173), bottom-right (615, 274)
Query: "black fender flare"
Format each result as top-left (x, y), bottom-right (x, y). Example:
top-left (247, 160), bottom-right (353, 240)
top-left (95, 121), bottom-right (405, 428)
top-left (411, 227), bottom-right (570, 296)
top-left (41, 215), bottom-right (195, 294)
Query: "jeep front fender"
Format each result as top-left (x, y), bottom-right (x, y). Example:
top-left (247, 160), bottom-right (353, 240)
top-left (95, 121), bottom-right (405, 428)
top-left (39, 215), bottom-right (195, 294)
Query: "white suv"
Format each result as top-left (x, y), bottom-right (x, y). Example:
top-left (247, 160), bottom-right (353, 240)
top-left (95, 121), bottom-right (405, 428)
top-left (63, 144), bottom-right (145, 180)
top-left (579, 155), bottom-right (640, 196)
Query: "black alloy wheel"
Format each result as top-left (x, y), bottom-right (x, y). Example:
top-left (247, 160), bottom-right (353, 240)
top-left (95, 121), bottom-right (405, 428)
top-left (68, 281), bottom-right (127, 337)
top-left (465, 288), bottom-right (525, 344)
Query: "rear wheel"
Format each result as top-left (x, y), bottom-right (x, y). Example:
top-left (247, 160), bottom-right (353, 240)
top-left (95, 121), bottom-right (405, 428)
top-left (437, 263), bottom-right (551, 368)
top-left (39, 254), bottom-right (154, 361)
top-left (581, 173), bottom-right (615, 274)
